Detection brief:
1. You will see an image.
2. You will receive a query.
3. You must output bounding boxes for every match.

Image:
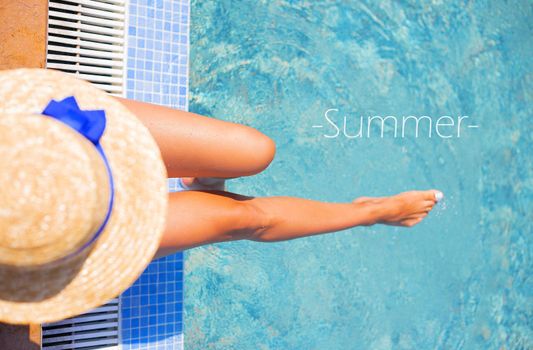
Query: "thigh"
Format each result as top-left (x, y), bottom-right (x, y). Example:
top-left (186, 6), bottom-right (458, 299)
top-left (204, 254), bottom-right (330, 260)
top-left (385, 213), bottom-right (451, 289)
top-left (115, 97), bottom-right (275, 178)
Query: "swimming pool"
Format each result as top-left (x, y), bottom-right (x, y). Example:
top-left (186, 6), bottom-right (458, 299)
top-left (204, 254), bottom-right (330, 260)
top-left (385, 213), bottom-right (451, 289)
top-left (186, 1), bottom-right (532, 349)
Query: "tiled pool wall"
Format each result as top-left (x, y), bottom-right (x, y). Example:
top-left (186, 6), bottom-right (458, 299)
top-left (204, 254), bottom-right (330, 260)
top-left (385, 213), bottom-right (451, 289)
top-left (120, 0), bottom-right (189, 349)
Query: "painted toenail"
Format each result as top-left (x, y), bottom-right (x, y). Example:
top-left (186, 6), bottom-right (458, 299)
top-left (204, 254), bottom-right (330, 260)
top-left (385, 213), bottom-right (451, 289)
top-left (435, 191), bottom-right (444, 202)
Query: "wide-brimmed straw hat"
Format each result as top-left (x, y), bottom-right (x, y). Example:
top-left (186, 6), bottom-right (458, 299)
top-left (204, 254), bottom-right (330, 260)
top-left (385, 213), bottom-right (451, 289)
top-left (0, 69), bottom-right (168, 324)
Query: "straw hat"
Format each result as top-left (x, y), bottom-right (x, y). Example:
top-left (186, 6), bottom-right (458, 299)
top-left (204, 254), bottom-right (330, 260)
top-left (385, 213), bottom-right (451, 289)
top-left (0, 69), bottom-right (168, 324)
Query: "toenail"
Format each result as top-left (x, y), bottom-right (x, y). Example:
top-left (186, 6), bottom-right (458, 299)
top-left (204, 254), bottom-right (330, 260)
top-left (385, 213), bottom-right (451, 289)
top-left (434, 191), bottom-right (444, 202)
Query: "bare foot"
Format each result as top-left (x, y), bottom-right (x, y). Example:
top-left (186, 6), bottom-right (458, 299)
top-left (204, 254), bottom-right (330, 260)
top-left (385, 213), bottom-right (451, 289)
top-left (180, 177), bottom-right (226, 191)
top-left (353, 190), bottom-right (442, 227)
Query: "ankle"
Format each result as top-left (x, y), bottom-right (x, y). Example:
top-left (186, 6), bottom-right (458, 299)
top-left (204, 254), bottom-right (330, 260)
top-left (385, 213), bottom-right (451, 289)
top-left (351, 197), bottom-right (386, 226)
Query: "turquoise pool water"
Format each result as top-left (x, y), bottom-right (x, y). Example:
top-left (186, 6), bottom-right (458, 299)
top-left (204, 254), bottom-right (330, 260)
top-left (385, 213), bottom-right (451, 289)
top-left (186, 1), bottom-right (532, 349)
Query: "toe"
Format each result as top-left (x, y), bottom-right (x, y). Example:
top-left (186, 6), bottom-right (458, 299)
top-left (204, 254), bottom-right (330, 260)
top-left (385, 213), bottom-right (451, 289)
top-left (432, 189), bottom-right (444, 202)
top-left (424, 200), bottom-right (436, 206)
top-left (407, 217), bottom-right (424, 227)
top-left (181, 177), bottom-right (195, 186)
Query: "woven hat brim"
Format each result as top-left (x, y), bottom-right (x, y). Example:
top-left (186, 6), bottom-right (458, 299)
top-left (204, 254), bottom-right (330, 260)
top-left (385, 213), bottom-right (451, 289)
top-left (0, 69), bottom-right (168, 324)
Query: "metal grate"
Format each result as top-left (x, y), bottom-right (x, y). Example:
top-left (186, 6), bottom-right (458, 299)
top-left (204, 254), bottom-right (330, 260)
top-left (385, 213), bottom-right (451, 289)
top-left (41, 298), bottom-right (120, 350)
top-left (42, 1), bottom-right (126, 348)
top-left (46, 0), bottom-right (127, 96)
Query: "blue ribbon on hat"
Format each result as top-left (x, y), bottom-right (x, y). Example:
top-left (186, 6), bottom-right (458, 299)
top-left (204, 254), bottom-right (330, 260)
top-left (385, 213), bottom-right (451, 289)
top-left (42, 96), bottom-right (115, 261)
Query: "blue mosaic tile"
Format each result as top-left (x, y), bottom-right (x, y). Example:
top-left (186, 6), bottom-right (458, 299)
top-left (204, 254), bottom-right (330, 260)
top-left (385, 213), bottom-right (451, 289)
top-left (120, 0), bottom-right (189, 349)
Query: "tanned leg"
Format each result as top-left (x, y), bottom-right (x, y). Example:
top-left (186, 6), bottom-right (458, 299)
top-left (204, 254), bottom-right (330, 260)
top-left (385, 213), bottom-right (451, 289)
top-left (115, 97), bottom-right (276, 178)
top-left (153, 189), bottom-right (441, 260)
top-left (111, 97), bottom-right (441, 260)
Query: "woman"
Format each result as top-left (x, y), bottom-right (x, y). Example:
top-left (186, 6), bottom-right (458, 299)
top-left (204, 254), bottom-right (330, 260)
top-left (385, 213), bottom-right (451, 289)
top-left (115, 98), bottom-right (442, 259)
top-left (0, 68), bottom-right (441, 324)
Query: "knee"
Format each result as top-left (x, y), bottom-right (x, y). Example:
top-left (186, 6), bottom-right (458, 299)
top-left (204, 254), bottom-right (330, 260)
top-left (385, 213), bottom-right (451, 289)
top-left (253, 132), bottom-right (276, 172)
top-left (240, 128), bottom-right (276, 175)
top-left (238, 198), bottom-right (273, 242)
